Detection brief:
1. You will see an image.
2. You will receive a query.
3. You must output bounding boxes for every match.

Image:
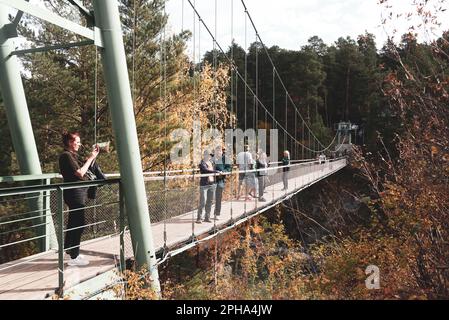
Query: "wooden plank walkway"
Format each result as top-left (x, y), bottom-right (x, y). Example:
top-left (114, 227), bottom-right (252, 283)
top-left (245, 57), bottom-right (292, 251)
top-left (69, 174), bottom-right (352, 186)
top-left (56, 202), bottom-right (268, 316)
top-left (0, 160), bottom-right (346, 300)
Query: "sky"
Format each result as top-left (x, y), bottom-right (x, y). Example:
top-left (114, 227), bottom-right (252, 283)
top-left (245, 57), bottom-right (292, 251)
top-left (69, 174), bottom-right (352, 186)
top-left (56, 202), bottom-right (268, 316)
top-left (4, 0), bottom-right (449, 58)
top-left (165, 0), bottom-right (449, 61)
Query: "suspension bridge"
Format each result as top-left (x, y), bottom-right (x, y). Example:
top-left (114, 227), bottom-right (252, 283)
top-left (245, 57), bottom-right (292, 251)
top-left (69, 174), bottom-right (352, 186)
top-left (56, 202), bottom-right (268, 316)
top-left (0, 0), bottom-right (349, 299)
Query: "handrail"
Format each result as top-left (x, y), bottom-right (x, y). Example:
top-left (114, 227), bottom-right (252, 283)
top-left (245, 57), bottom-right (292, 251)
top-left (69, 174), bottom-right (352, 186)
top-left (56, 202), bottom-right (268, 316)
top-left (0, 173), bottom-right (61, 183)
top-left (143, 158), bottom-right (346, 181)
top-left (0, 158), bottom-right (346, 189)
top-left (0, 178), bottom-right (121, 197)
top-left (0, 158), bottom-right (336, 182)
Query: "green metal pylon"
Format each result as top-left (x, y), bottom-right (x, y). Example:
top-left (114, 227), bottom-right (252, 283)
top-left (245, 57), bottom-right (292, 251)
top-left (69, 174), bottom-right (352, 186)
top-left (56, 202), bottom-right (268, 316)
top-left (0, 4), bottom-right (58, 252)
top-left (92, 0), bottom-right (161, 295)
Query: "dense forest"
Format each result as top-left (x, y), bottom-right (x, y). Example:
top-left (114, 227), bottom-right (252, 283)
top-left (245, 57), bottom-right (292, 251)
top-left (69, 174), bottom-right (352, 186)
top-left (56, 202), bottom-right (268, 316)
top-left (0, 0), bottom-right (448, 299)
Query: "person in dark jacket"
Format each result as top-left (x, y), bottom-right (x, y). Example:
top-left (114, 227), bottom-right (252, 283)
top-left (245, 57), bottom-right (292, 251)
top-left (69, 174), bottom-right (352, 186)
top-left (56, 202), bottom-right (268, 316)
top-left (281, 150), bottom-right (290, 191)
top-left (256, 150), bottom-right (269, 201)
top-left (58, 131), bottom-right (99, 266)
top-left (197, 150), bottom-right (220, 223)
top-left (212, 146), bottom-right (232, 219)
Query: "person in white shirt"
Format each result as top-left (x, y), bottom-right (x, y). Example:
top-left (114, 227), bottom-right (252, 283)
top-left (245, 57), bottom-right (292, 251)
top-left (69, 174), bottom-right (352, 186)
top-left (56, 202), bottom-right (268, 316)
top-left (319, 153), bottom-right (326, 164)
top-left (236, 145), bottom-right (253, 200)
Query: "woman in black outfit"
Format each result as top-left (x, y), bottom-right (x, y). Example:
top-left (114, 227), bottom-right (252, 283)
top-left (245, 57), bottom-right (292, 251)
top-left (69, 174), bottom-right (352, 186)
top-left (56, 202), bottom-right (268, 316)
top-left (59, 131), bottom-right (99, 266)
top-left (256, 150), bottom-right (268, 202)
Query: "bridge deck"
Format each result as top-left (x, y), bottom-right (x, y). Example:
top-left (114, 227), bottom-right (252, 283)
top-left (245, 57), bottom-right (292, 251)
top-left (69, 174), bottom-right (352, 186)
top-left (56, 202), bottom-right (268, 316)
top-left (0, 160), bottom-right (346, 299)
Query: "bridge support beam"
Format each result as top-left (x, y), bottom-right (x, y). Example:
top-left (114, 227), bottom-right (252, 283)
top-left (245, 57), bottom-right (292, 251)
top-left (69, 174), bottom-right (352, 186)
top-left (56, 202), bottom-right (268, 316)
top-left (0, 4), bottom-right (57, 252)
top-left (92, 0), bottom-right (160, 295)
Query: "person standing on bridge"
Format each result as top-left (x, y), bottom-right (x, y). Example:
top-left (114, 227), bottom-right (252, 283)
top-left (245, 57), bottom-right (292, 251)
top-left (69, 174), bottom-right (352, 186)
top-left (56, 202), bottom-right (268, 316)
top-left (256, 150), bottom-right (269, 202)
top-left (236, 145), bottom-right (254, 200)
top-left (59, 131), bottom-right (99, 266)
top-left (197, 149), bottom-right (220, 223)
top-left (212, 146), bottom-right (232, 220)
top-left (281, 150), bottom-right (290, 191)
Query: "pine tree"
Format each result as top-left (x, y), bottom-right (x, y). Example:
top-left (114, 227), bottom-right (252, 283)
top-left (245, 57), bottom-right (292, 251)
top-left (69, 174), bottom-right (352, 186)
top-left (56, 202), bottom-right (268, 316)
top-left (13, 0), bottom-right (226, 173)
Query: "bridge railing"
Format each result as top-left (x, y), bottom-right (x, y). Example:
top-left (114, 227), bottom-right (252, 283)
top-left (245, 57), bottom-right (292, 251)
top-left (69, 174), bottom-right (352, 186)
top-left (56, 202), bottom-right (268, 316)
top-left (0, 157), bottom-right (346, 297)
top-left (141, 157), bottom-right (347, 259)
top-left (0, 177), bottom-right (125, 297)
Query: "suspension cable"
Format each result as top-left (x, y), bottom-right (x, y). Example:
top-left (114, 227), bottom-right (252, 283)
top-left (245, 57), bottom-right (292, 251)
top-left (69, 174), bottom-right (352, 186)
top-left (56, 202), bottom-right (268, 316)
top-left (240, 0), bottom-right (330, 151)
top-left (186, 0), bottom-right (337, 153)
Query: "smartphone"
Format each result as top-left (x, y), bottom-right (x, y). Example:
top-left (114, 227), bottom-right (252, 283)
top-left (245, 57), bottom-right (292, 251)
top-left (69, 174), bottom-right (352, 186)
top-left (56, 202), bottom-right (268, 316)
top-left (92, 141), bottom-right (110, 153)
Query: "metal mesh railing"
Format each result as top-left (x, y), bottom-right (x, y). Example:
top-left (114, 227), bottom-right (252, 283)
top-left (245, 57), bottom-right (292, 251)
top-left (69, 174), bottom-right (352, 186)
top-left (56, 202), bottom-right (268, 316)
top-left (0, 178), bottom-right (125, 298)
top-left (49, 183), bottom-right (122, 243)
top-left (0, 158), bottom-right (347, 298)
top-left (142, 158), bottom-right (347, 259)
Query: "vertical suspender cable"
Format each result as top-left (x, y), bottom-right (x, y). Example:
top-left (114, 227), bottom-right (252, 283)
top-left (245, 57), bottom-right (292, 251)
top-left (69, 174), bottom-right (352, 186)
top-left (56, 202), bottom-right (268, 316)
top-left (307, 106), bottom-right (313, 159)
top-left (230, 0), bottom-right (234, 221)
top-left (94, 46), bottom-right (98, 146)
top-left (255, 35), bottom-right (259, 147)
top-left (198, 13), bottom-right (201, 152)
top-left (213, 0), bottom-right (217, 129)
top-left (187, 0), bottom-right (322, 156)
top-left (182, 0), bottom-right (185, 32)
top-left (93, 40), bottom-right (99, 236)
top-left (213, 0), bottom-right (218, 290)
top-left (285, 90), bottom-right (288, 188)
top-left (240, 0), bottom-right (332, 153)
top-left (132, 0), bottom-right (137, 112)
top-left (244, 11), bottom-right (247, 134)
top-left (272, 67), bottom-right (275, 131)
top-left (243, 9), bottom-right (248, 213)
top-left (161, 3), bottom-right (168, 248)
top-left (254, 33), bottom-right (258, 207)
top-left (294, 107), bottom-right (297, 188)
top-left (294, 107), bottom-right (297, 160)
top-left (302, 120), bottom-right (304, 160)
top-left (301, 120), bottom-right (306, 160)
top-left (191, 0), bottom-right (197, 240)
top-left (272, 66), bottom-right (275, 200)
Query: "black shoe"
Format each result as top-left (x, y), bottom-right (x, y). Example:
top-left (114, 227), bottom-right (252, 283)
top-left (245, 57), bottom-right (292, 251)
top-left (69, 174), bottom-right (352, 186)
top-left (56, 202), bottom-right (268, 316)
top-left (259, 197), bottom-right (267, 202)
top-left (213, 215), bottom-right (220, 220)
top-left (196, 220), bottom-right (202, 224)
top-left (203, 219), bottom-right (212, 223)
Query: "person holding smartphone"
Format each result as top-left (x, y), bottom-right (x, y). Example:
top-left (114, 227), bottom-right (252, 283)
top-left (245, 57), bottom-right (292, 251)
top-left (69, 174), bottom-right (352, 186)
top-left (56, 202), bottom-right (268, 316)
top-left (59, 131), bottom-right (99, 266)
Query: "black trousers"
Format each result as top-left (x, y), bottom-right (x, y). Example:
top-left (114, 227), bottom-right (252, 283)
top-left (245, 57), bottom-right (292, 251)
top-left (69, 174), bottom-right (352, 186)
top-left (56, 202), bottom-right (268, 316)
top-left (258, 176), bottom-right (266, 198)
top-left (214, 182), bottom-right (225, 216)
top-left (64, 189), bottom-right (87, 259)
